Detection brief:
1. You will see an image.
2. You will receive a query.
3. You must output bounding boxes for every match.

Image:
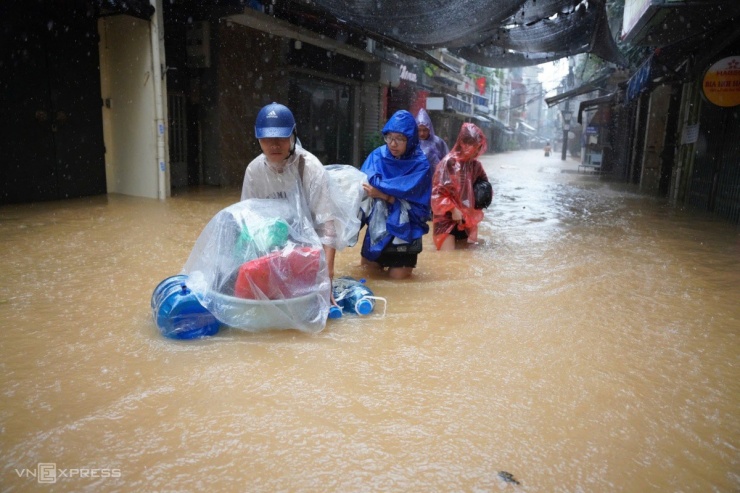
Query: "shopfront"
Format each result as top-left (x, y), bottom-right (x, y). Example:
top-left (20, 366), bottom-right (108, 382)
top-left (288, 76), bottom-right (353, 165)
top-left (387, 61), bottom-right (430, 123)
top-left (284, 40), bottom-right (365, 165)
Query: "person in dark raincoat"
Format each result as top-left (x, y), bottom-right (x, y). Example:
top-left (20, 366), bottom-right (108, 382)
top-left (431, 123), bottom-right (489, 251)
top-left (360, 110), bottom-right (432, 279)
top-left (415, 108), bottom-right (449, 173)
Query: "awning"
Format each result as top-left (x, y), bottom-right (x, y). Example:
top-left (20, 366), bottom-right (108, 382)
top-left (518, 121), bottom-right (536, 132)
top-left (472, 115), bottom-right (492, 128)
top-left (488, 116), bottom-right (514, 134)
top-left (577, 92), bottom-right (618, 124)
top-left (545, 71), bottom-right (614, 107)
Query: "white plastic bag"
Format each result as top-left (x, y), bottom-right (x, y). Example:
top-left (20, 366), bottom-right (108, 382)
top-left (368, 198), bottom-right (388, 245)
top-left (324, 164), bottom-right (371, 248)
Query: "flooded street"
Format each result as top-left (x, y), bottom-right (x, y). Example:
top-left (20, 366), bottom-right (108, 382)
top-left (1, 149), bottom-right (738, 492)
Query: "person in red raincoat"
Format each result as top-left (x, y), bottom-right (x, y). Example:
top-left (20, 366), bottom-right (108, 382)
top-left (431, 123), bottom-right (489, 250)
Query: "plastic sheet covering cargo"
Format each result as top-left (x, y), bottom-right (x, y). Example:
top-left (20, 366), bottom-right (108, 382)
top-left (182, 199), bottom-right (330, 333)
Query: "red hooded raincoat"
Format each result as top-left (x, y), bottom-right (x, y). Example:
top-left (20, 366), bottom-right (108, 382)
top-left (431, 123), bottom-right (489, 249)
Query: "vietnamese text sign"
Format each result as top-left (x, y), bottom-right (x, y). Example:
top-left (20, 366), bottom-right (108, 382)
top-left (703, 56), bottom-right (740, 107)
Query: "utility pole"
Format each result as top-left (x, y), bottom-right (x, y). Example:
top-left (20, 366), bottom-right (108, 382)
top-left (561, 61), bottom-right (575, 161)
top-left (536, 85), bottom-right (543, 137)
top-left (561, 99), bottom-right (570, 161)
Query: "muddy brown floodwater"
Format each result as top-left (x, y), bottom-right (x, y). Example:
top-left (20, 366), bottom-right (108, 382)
top-left (1, 149), bottom-right (738, 492)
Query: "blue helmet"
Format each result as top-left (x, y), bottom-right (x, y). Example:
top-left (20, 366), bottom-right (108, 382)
top-left (255, 102), bottom-right (296, 139)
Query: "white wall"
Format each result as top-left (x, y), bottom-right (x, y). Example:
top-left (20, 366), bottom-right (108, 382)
top-left (99, 15), bottom-right (161, 199)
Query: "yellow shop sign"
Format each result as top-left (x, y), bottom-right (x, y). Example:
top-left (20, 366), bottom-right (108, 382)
top-left (702, 56), bottom-right (740, 108)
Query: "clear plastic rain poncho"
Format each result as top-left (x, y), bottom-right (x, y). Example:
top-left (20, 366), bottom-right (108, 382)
top-left (415, 108), bottom-right (449, 172)
top-left (431, 123), bottom-right (489, 250)
top-left (324, 164), bottom-right (372, 246)
top-left (182, 148), bottom-right (368, 333)
top-left (240, 146), bottom-right (366, 251)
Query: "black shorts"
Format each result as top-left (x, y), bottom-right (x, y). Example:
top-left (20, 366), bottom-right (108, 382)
top-left (451, 227), bottom-right (469, 240)
top-left (375, 250), bottom-right (418, 268)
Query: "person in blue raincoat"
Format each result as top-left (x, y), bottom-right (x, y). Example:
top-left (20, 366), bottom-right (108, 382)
top-left (360, 110), bottom-right (432, 279)
top-left (415, 108), bottom-right (449, 173)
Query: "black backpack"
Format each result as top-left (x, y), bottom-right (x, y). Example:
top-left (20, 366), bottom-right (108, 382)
top-left (473, 178), bottom-right (493, 209)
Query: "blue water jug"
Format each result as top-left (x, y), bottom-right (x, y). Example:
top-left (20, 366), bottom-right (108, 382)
top-left (328, 305), bottom-right (343, 319)
top-left (151, 275), bottom-right (220, 339)
top-left (333, 277), bottom-right (375, 315)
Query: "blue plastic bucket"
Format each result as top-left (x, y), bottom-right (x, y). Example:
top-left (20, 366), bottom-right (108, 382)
top-left (151, 275), bottom-right (220, 339)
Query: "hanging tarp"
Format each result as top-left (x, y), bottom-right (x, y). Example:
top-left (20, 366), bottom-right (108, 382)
top-left (470, 4), bottom-right (599, 53)
top-left (451, 46), bottom-right (562, 69)
top-left (309, 0), bottom-right (627, 68)
top-left (307, 0), bottom-right (522, 47)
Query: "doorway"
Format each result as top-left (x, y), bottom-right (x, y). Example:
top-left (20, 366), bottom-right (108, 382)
top-left (289, 77), bottom-right (353, 165)
top-left (0, 0), bottom-right (106, 204)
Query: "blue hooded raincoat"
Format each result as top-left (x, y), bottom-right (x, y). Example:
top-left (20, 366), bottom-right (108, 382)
top-left (360, 110), bottom-right (432, 261)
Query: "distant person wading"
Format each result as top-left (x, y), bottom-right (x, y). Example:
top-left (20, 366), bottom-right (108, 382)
top-left (415, 108), bottom-right (449, 174)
